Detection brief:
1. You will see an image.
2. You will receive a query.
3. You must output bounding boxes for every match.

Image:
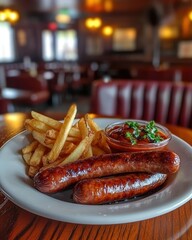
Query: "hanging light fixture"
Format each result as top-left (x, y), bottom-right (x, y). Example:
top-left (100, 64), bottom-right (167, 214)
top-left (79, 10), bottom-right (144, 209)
top-left (0, 9), bottom-right (19, 23)
top-left (85, 17), bottom-right (102, 29)
top-left (102, 26), bottom-right (113, 36)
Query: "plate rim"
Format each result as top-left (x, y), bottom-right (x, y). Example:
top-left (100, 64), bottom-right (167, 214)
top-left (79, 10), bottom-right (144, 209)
top-left (0, 117), bottom-right (192, 225)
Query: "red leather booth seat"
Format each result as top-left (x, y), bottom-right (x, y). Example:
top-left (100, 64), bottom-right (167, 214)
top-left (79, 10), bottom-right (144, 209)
top-left (6, 75), bottom-right (50, 105)
top-left (91, 80), bottom-right (192, 128)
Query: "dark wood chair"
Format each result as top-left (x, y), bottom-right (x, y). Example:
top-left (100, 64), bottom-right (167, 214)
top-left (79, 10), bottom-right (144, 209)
top-left (45, 70), bottom-right (68, 105)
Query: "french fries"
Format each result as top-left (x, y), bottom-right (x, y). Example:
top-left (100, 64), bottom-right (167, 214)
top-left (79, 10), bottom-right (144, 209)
top-left (46, 104), bottom-right (77, 164)
top-left (21, 103), bottom-right (111, 177)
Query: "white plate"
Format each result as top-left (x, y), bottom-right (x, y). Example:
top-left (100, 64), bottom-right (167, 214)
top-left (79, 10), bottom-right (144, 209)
top-left (0, 118), bottom-right (192, 225)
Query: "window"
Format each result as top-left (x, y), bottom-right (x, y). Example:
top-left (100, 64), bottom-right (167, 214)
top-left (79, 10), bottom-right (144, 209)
top-left (113, 28), bottom-right (137, 51)
top-left (0, 22), bottom-right (15, 62)
top-left (178, 41), bottom-right (192, 58)
top-left (42, 29), bottom-right (78, 61)
top-left (42, 30), bottom-right (54, 61)
top-left (55, 30), bottom-right (78, 61)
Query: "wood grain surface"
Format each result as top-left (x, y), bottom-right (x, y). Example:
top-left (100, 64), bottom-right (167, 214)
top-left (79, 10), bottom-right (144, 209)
top-left (0, 112), bottom-right (192, 240)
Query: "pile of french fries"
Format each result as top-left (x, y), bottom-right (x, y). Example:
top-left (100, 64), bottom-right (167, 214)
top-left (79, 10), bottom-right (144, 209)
top-left (21, 104), bottom-right (111, 177)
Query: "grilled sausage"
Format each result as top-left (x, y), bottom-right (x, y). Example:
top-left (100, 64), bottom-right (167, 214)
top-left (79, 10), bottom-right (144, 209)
top-left (73, 173), bottom-right (167, 204)
top-left (34, 151), bottom-right (180, 193)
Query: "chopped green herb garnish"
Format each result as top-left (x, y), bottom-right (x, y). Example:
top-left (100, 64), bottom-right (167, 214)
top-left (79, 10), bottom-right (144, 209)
top-left (126, 121), bottom-right (141, 139)
top-left (126, 121), bottom-right (139, 129)
top-left (125, 132), bottom-right (137, 145)
top-left (144, 120), bottom-right (163, 143)
top-left (124, 120), bottom-right (163, 145)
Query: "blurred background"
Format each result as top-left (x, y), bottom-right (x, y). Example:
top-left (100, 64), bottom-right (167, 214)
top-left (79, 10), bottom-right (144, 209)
top-left (0, 0), bottom-right (192, 117)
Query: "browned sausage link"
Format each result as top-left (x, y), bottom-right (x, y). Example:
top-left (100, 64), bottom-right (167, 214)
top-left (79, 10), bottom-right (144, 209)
top-left (73, 173), bottom-right (167, 204)
top-left (34, 151), bottom-right (180, 193)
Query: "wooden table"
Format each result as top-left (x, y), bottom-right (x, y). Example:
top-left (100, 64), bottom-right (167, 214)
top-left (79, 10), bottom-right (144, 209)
top-left (0, 112), bottom-right (192, 240)
top-left (1, 88), bottom-right (34, 102)
top-left (1, 87), bottom-right (50, 106)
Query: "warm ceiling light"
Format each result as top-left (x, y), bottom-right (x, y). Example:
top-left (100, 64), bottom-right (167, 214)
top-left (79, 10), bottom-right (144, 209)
top-left (94, 18), bottom-right (102, 28)
top-left (0, 8), bottom-right (19, 23)
top-left (159, 26), bottom-right (178, 39)
top-left (0, 11), bottom-right (6, 21)
top-left (188, 11), bottom-right (192, 21)
top-left (102, 26), bottom-right (113, 36)
top-left (9, 11), bottom-right (19, 22)
top-left (4, 9), bottom-right (11, 18)
top-left (85, 18), bottom-right (94, 28)
top-left (104, 0), bottom-right (113, 12)
top-left (85, 0), bottom-right (102, 11)
top-left (85, 17), bottom-right (102, 29)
